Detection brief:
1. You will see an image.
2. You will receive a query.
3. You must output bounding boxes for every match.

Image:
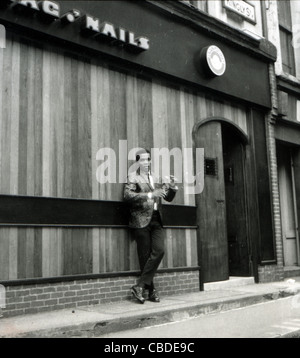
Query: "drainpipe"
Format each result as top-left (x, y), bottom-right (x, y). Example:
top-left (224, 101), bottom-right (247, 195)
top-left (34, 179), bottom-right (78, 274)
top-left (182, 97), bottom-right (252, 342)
top-left (265, 63), bottom-right (285, 274)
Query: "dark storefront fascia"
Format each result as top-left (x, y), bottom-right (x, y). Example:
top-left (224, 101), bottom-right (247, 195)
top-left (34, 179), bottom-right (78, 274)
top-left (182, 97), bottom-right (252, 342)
top-left (0, 0), bottom-right (277, 286)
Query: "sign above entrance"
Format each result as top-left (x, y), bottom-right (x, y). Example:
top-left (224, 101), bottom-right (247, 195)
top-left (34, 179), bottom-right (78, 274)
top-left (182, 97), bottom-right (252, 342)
top-left (0, 0), bottom-right (272, 108)
top-left (201, 45), bottom-right (226, 77)
top-left (1, 0), bottom-right (150, 53)
top-left (223, 0), bottom-right (256, 24)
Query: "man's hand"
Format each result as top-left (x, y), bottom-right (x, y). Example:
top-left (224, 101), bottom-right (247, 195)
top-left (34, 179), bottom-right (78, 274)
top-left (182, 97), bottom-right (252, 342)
top-left (163, 175), bottom-right (178, 191)
top-left (152, 188), bottom-right (167, 199)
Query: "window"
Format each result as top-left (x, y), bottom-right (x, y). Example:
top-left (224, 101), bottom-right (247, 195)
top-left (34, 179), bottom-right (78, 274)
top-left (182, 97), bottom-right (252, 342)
top-left (277, 0), bottom-right (295, 76)
top-left (204, 158), bottom-right (218, 176)
top-left (180, 0), bottom-right (207, 12)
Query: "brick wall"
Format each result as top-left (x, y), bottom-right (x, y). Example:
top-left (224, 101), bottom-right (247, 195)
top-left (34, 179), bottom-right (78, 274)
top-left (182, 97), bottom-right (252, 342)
top-left (261, 63), bottom-right (284, 281)
top-left (258, 265), bottom-right (284, 283)
top-left (1, 270), bottom-right (200, 318)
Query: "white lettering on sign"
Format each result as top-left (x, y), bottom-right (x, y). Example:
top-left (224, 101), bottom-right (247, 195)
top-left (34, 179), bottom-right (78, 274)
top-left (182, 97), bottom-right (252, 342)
top-left (40, 1), bottom-right (60, 19)
top-left (4, 1), bottom-right (150, 52)
top-left (83, 15), bottom-right (149, 51)
top-left (223, 0), bottom-right (256, 23)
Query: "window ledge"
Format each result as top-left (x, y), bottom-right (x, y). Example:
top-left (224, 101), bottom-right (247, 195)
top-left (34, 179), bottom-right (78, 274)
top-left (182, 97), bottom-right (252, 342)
top-left (277, 73), bottom-right (300, 96)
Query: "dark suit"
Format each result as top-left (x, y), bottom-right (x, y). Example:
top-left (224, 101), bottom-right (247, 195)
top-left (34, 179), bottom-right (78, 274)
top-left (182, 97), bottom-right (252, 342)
top-left (124, 171), bottom-right (177, 288)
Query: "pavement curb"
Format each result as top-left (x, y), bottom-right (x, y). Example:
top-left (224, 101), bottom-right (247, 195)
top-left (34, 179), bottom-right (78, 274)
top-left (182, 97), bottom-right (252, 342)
top-left (279, 329), bottom-right (300, 338)
top-left (2, 285), bottom-right (300, 338)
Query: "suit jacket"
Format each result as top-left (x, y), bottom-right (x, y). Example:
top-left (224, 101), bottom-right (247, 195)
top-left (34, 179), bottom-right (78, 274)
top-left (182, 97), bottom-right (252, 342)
top-left (124, 171), bottom-right (177, 228)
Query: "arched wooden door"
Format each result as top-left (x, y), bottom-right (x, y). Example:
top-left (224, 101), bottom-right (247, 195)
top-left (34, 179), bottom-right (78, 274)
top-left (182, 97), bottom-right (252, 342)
top-left (195, 120), bottom-right (249, 283)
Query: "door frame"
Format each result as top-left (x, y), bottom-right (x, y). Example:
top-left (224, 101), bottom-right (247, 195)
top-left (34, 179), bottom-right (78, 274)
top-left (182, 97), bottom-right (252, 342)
top-left (193, 117), bottom-right (252, 284)
top-left (222, 124), bottom-right (250, 276)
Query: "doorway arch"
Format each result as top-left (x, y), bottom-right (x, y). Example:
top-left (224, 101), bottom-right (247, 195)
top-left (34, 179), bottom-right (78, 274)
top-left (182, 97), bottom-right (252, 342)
top-left (193, 117), bottom-right (250, 283)
top-left (192, 117), bottom-right (249, 146)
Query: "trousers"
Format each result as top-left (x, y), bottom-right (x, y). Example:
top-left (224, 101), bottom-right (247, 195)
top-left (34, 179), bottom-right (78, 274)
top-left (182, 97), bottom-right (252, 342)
top-left (134, 211), bottom-right (165, 288)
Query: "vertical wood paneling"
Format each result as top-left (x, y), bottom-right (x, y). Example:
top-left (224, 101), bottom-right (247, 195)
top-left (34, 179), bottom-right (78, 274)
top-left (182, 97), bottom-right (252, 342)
top-left (63, 228), bottom-right (93, 276)
top-left (180, 89), bottom-right (196, 206)
top-left (52, 50), bottom-right (65, 198)
top-left (152, 79), bottom-right (168, 150)
top-left (42, 47), bottom-right (51, 198)
top-left (99, 228), bottom-right (107, 273)
top-left (126, 75), bottom-right (139, 152)
top-left (138, 76), bottom-right (153, 152)
top-left (41, 46), bottom-right (51, 279)
top-left (92, 228), bottom-right (100, 274)
top-left (105, 228), bottom-right (114, 272)
top-left (18, 41), bottom-right (29, 196)
top-left (1, 36), bottom-right (12, 194)
top-left (0, 36), bottom-right (251, 282)
top-left (9, 229), bottom-right (18, 280)
top-left (25, 228), bottom-right (35, 278)
top-left (91, 61), bottom-right (99, 201)
top-left (33, 228), bottom-right (42, 278)
top-left (33, 45), bottom-right (43, 197)
top-left (167, 85), bottom-right (184, 205)
top-left (42, 229), bottom-right (51, 278)
top-left (10, 39), bottom-right (20, 195)
top-left (0, 229), bottom-right (9, 280)
top-left (48, 229), bottom-right (60, 277)
top-left (70, 56), bottom-right (79, 199)
top-left (166, 86), bottom-right (186, 266)
top-left (17, 229), bottom-right (26, 279)
top-left (96, 65), bottom-right (111, 200)
top-left (77, 58), bottom-right (92, 199)
top-left (26, 42), bottom-right (36, 197)
top-left (63, 55), bottom-right (73, 198)
top-left (91, 62), bottom-right (100, 275)
top-left (125, 73), bottom-right (140, 274)
top-left (152, 79), bottom-right (172, 268)
top-left (62, 229), bottom-right (72, 275)
top-left (110, 69), bottom-right (127, 201)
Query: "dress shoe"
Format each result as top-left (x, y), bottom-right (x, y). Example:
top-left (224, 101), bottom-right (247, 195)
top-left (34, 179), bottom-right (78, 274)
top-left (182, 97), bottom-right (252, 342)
top-left (131, 285), bottom-right (145, 304)
top-left (148, 289), bottom-right (160, 302)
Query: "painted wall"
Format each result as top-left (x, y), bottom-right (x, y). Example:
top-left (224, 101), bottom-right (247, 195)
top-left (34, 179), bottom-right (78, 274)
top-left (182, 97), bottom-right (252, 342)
top-left (206, 0), bottom-right (264, 38)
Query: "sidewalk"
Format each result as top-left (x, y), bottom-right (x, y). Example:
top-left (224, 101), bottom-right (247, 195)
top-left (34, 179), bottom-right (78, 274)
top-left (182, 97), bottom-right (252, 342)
top-left (1, 277), bottom-right (300, 338)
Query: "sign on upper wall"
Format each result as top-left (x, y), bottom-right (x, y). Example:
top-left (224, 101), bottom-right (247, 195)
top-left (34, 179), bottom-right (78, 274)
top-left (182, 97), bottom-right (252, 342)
top-left (223, 0), bottom-right (256, 24)
top-left (0, 0), bottom-right (271, 108)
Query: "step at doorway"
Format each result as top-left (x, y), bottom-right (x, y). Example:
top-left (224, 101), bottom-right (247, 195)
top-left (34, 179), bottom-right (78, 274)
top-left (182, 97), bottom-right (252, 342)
top-left (203, 276), bottom-right (255, 291)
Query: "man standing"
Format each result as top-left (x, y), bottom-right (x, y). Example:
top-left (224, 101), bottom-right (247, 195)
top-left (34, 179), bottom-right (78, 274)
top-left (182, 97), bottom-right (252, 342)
top-left (124, 149), bottom-right (178, 304)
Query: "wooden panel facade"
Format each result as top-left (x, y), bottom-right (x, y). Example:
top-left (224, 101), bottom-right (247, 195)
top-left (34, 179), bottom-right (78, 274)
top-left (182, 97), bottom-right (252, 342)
top-left (0, 33), bottom-right (262, 282)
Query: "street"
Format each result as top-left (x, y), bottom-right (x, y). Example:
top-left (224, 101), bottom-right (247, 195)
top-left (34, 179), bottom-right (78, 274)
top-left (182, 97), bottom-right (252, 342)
top-left (98, 295), bottom-right (300, 338)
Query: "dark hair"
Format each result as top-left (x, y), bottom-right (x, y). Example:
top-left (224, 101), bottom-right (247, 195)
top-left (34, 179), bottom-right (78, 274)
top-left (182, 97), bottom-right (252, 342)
top-left (136, 148), bottom-right (151, 162)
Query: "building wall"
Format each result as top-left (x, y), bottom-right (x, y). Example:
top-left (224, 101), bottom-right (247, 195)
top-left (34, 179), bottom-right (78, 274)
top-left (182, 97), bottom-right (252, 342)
top-left (181, 1), bottom-right (264, 37)
top-left (0, 33), bottom-right (251, 283)
top-left (290, 0), bottom-right (300, 80)
top-left (207, 0), bottom-right (263, 37)
top-left (266, 0), bottom-right (300, 81)
top-left (264, 1), bottom-right (300, 277)
top-left (3, 270), bottom-right (200, 318)
top-left (0, 2), bottom-right (283, 319)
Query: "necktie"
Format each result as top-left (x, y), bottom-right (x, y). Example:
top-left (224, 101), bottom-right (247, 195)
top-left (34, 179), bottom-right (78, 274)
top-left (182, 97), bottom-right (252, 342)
top-left (148, 173), bottom-right (157, 210)
top-left (148, 173), bottom-right (154, 190)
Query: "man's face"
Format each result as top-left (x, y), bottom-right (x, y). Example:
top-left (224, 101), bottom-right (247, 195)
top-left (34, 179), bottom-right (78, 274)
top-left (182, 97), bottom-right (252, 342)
top-left (139, 153), bottom-right (151, 172)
